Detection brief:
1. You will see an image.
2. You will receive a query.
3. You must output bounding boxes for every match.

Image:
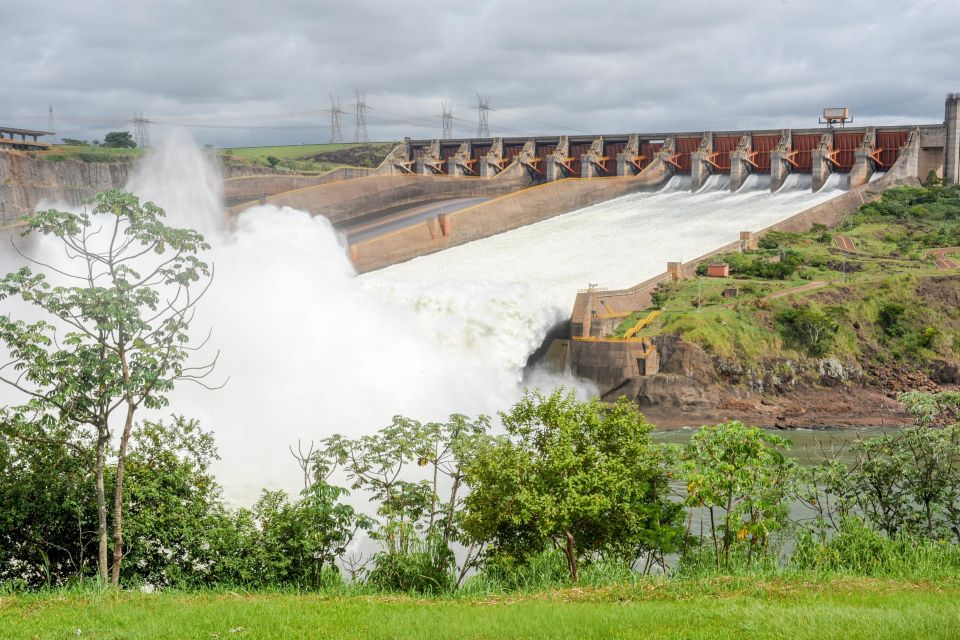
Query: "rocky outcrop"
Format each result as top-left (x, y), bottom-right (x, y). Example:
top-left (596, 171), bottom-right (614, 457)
top-left (0, 151), bottom-right (131, 222)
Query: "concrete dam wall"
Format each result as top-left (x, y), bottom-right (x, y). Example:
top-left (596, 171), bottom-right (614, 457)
top-left (349, 163), bottom-right (671, 272)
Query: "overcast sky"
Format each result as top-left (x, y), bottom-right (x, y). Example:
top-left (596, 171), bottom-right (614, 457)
top-left (3, 0), bottom-right (958, 147)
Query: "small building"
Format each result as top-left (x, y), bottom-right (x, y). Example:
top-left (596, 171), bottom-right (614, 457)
top-left (722, 287), bottom-right (739, 298)
top-left (706, 263), bottom-right (730, 277)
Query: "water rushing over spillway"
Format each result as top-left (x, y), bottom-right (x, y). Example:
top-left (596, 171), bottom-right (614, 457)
top-left (1, 135), bottom-right (846, 502)
top-left (362, 174), bottom-right (843, 373)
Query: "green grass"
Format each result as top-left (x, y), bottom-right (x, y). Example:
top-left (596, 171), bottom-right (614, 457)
top-left (4, 578), bottom-right (959, 639)
top-left (37, 145), bottom-right (144, 163)
top-left (220, 143), bottom-right (363, 161)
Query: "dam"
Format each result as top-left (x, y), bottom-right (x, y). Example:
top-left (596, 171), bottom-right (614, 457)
top-left (2, 96), bottom-right (959, 499)
top-left (215, 95), bottom-right (960, 273)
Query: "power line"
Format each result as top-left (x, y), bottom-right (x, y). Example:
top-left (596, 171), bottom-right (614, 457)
top-left (477, 94), bottom-right (490, 138)
top-left (354, 90), bottom-right (368, 143)
top-left (487, 107), bottom-right (592, 134)
top-left (441, 101), bottom-right (453, 139)
top-left (329, 95), bottom-right (344, 143)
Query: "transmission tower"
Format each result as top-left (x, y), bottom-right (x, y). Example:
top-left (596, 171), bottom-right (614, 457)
top-left (329, 95), bottom-right (345, 143)
top-left (47, 105), bottom-right (55, 142)
top-left (132, 111), bottom-right (150, 149)
top-left (441, 102), bottom-right (453, 139)
top-left (476, 94), bottom-right (490, 138)
top-left (353, 90), bottom-right (369, 143)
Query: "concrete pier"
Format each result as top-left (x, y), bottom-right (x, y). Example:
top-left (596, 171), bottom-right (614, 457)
top-left (946, 93), bottom-right (960, 184)
top-left (811, 134), bottom-right (833, 192)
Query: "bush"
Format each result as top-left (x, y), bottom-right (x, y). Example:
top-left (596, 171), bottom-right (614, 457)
top-left (877, 302), bottom-right (908, 338)
top-left (365, 538), bottom-right (456, 594)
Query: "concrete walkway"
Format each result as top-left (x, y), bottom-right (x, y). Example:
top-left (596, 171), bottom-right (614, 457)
top-left (833, 235), bottom-right (860, 253)
top-left (932, 247), bottom-right (960, 270)
top-left (340, 197), bottom-right (490, 244)
top-left (759, 280), bottom-right (829, 302)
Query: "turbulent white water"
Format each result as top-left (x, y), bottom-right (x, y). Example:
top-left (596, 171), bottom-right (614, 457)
top-left (2, 134), bottom-right (846, 502)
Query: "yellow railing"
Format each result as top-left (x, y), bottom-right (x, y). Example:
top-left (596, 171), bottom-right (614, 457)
top-left (623, 310), bottom-right (661, 339)
top-left (572, 311), bottom-right (661, 343)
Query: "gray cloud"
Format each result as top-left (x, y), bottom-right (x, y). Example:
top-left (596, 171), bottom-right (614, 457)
top-left (3, 0), bottom-right (958, 146)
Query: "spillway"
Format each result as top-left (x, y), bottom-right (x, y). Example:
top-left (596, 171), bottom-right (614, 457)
top-left (362, 174), bottom-right (844, 375)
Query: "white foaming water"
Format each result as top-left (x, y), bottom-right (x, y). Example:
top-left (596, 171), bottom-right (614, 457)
top-left (363, 174), bottom-right (844, 345)
top-left (696, 174), bottom-right (731, 192)
top-left (2, 133), bottom-right (847, 502)
top-left (737, 174), bottom-right (772, 192)
top-left (819, 173), bottom-right (850, 192)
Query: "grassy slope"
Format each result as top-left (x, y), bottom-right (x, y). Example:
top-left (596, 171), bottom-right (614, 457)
top-left (220, 143), bottom-right (362, 161)
top-left (35, 145), bottom-right (145, 162)
top-left (4, 579), bottom-right (959, 639)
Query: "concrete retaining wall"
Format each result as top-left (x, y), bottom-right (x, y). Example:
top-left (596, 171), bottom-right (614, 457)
top-left (224, 167), bottom-right (377, 206)
top-left (256, 160), bottom-right (538, 226)
top-left (350, 166), bottom-right (671, 273)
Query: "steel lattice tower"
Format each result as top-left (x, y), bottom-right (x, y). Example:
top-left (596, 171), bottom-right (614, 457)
top-left (329, 95), bottom-right (344, 143)
top-left (442, 102), bottom-right (453, 139)
top-left (47, 105), bottom-right (55, 142)
top-left (477, 94), bottom-right (490, 138)
top-left (354, 90), bottom-right (369, 143)
top-left (132, 111), bottom-right (150, 149)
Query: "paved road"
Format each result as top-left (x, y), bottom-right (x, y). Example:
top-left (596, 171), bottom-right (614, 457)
top-left (833, 235), bottom-right (859, 253)
top-left (932, 247), bottom-right (960, 270)
top-left (759, 281), bottom-right (828, 302)
top-left (339, 197), bottom-right (491, 245)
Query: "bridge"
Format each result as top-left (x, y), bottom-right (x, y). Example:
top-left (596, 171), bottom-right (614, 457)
top-left (397, 123), bottom-right (946, 192)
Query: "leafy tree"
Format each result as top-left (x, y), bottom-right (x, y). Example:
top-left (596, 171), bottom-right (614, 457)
top-left (776, 306), bottom-right (838, 356)
top-left (320, 414), bottom-right (490, 591)
top-left (0, 191), bottom-right (215, 585)
top-left (102, 131), bottom-right (137, 149)
top-left (251, 483), bottom-right (371, 589)
top-left (462, 390), bottom-right (682, 582)
top-left (117, 417), bottom-right (225, 586)
top-left (265, 155), bottom-right (280, 167)
top-left (682, 421), bottom-right (795, 568)
top-left (0, 410), bottom-right (97, 587)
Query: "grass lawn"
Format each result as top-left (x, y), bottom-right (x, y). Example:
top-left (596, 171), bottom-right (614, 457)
top-left (4, 578), bottom-right (960, 639)
top-left (35, 146), bottom-right (145, 162)
top-left (220, 143), bottom-right (366, 161)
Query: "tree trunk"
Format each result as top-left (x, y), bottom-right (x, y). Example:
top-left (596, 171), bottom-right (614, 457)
top-left (95, 425), bottom-right (109, 585)
top-left (563, 529), bottom-right (579, 583)
top-left (110, 402), bottom-right (136, 586)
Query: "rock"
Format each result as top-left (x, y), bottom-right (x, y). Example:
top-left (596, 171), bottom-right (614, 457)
top-left (816, 358), bottom-right (848, 385)
top-left (634, 373), bottom-right (719, 412)
top-left (653, 336), bottom-right (716, 384)
top-left (929, 359), bottom-right (960, 385)
top-left (0, 151), bottom-right (131, 222)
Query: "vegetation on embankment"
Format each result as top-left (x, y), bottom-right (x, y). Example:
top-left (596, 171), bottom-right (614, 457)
top-left (4, 578), bottom-right (960, 640)
top-left (30, 141), bottom-right (397, 174)
top-left (34, 144), bottom-right (144, 163)
top-left (219, 141), bottom-right (395, 172)
top-left (622, 179), bottom-right (960, 379)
